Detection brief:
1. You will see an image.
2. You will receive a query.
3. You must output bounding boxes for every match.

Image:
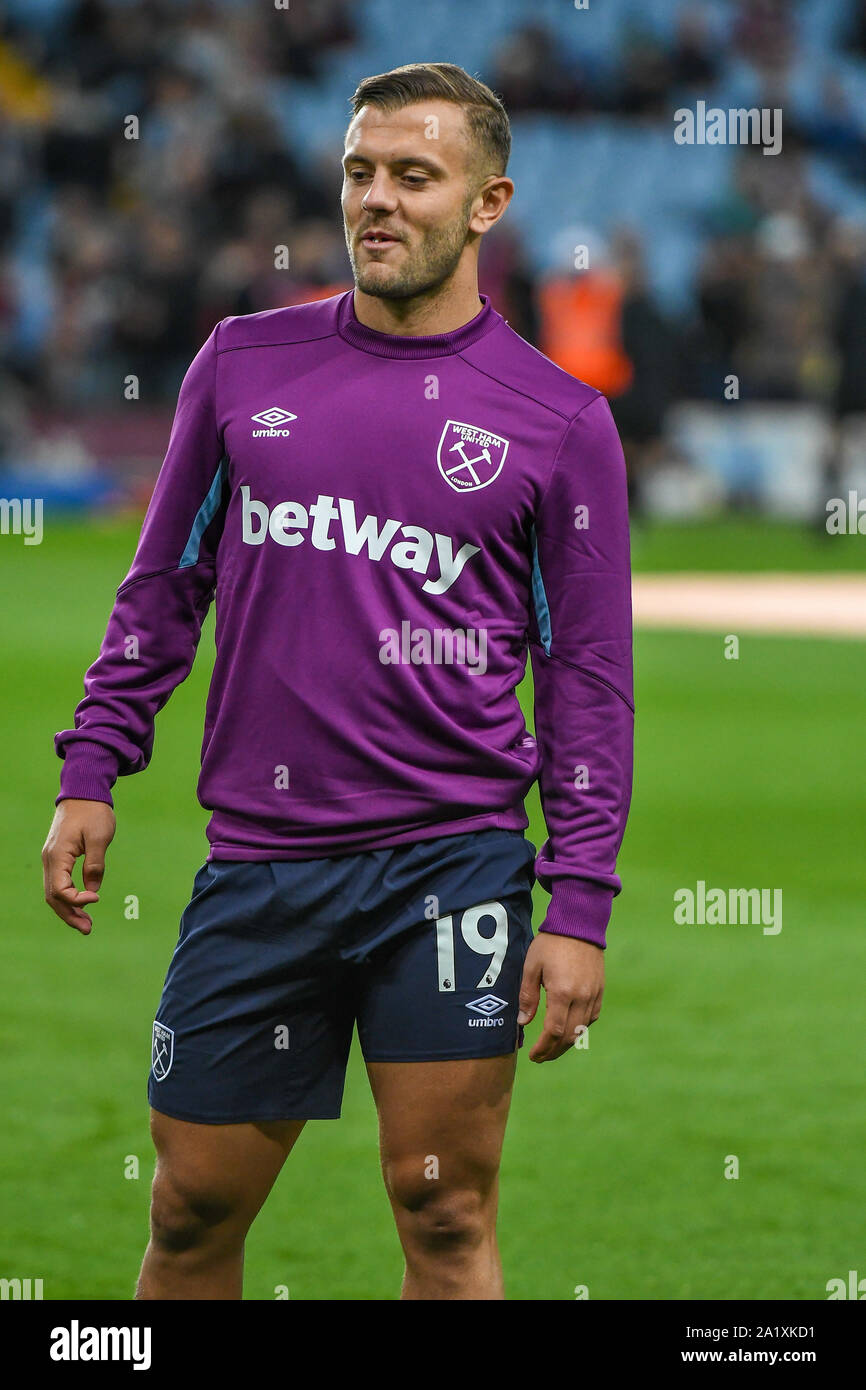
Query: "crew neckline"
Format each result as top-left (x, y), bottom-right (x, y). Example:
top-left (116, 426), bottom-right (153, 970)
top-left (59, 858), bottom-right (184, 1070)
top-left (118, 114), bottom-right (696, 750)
top-left (337, 289), bottom-right (499, 359)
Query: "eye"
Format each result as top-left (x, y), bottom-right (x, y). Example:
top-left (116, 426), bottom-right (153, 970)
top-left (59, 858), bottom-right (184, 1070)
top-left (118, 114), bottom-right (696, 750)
top-left (404, 176), bottom-right (428, 186)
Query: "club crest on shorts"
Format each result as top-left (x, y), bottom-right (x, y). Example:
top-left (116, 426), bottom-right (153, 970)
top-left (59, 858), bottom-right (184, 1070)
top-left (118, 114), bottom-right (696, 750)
top-left (151, 1021), bottom-right (174, 1081)
top-left (437, 420), bottom-right (509, 492)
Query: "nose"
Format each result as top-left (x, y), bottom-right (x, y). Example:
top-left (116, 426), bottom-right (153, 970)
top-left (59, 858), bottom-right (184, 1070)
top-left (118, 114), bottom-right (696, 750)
top-left (359, 172), bottom-right (398, 216)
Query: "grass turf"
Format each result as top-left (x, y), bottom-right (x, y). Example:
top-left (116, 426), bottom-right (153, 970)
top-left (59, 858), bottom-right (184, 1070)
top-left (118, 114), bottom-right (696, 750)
top-left (1, 516), bottom-right (863, 1299)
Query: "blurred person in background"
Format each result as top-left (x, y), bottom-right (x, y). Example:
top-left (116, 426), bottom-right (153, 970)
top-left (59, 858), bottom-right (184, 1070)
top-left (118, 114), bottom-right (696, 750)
top-left (477, 220), bottom-right (539, 346)
top-left (669, 5), bottom-right (721, 92)
top-left (608, 229), bottom-right (677, 510)
top-left (536, 225), bottom-right (633, 401)
top-left (111, 210), bottom-right (201, 401)
top-left (263, 0), bottom-right (357, 81)
top-left (536, 223), bottom-right (676, 510)
top-left (614, 24), bottom-right (674, 118)
top-left (737, 211), bottom-right (834, 403)
top-left (829, 216), bottom-right (866, 420)
top-left (487, 21), bottom-right (587, 114)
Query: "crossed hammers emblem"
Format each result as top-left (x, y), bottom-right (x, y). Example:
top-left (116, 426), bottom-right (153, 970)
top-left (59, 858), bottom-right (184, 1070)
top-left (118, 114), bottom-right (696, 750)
top-left (444, 438), bottom-right (493, 488)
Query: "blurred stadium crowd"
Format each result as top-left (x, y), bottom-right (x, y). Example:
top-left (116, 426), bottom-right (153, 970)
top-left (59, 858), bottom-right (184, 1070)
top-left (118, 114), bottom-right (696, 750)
top-left (3, 0), bottom-right (866, 513)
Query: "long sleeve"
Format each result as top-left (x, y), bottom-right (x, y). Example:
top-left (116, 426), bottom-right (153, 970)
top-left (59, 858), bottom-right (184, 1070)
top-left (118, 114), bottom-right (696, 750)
top-left (528, 393), bottom-right (634, 948)
top-left (54, 321), bottom-right (228, 806)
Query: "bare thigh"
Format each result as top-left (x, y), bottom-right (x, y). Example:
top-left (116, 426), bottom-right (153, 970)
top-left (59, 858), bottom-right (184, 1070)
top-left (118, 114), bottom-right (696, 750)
top-left (367, 1054), bottom-right (517, 1211)
top-left (148, 1109), bottom-right (306, 1237)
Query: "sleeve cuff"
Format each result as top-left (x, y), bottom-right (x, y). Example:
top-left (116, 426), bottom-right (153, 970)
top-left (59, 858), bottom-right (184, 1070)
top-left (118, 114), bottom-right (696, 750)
top-left (537, 878), bottom-right (614, 949)
top-left (56, 741), bottom-right (120, 808)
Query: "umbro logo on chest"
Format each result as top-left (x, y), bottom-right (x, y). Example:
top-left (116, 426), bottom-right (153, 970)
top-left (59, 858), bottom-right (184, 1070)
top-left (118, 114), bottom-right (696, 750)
top-left (251, 407), bottom-right (297, 437)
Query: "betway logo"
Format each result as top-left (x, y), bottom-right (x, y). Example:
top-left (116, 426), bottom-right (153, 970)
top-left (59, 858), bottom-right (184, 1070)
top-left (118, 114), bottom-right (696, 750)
top-left (241, 487), bottom-right (480, 595)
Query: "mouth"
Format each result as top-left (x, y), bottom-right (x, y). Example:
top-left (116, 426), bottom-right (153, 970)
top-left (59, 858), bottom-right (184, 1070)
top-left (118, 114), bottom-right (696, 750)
top-left (360, 232), bottom-right (402, 249)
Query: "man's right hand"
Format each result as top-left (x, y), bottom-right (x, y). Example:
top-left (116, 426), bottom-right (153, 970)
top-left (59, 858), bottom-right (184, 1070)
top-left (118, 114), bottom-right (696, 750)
top-left (42, 799), bottom-right (116, 935)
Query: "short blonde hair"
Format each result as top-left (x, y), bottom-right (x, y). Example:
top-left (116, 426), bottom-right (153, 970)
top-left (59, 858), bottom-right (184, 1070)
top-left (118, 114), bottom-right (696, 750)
top-left (349, 61), bottom-right (511, 185)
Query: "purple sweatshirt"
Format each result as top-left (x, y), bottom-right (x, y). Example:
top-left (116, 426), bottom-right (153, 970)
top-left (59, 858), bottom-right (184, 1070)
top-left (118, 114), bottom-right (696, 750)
top-left (55, 290), bottom-right (633, 947)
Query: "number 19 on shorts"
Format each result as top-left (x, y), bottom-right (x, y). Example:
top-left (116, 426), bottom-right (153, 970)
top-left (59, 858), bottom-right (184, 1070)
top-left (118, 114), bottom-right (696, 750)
top-left (434, 901), bottom-right (509, 992)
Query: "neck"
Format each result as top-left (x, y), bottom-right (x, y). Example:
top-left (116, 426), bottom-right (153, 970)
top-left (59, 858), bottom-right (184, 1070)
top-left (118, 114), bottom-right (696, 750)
top-left (352, 279), bottom-right (484, 337)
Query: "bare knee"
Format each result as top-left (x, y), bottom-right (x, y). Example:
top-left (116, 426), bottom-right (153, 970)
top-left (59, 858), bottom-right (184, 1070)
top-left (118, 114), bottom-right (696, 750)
top-left (386, 1160), bottom-right (494, 1254)
top-left (149, 1167), bottom-right (240, 1256)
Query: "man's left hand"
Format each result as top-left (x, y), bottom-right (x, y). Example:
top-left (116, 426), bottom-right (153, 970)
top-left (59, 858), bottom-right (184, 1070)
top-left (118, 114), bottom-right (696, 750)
top-left (517, 933), bottom-right (604, 1062)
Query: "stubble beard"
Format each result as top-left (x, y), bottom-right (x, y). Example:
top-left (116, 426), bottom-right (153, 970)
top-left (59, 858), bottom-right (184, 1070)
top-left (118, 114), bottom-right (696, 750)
top-left (346, 197), bottom-right (474, 301)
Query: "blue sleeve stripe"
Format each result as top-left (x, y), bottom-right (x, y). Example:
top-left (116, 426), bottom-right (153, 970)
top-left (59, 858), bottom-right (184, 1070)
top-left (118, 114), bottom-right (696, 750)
top-left (179, 455), bottom-right (228, 569)
top-left (529, 523), bottom-right (552, 656)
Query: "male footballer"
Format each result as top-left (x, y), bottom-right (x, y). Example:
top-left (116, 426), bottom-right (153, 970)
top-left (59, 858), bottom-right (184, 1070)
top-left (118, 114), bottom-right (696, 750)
top-left (43, 62), bottom-right (633, 1300)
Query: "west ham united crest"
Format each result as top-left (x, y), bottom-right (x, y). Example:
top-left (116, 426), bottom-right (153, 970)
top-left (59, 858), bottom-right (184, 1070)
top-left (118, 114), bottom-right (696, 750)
top-left (151, 1021), bottom-right (174, 1082)
top-left (437, 420), bottom-right (509, 493)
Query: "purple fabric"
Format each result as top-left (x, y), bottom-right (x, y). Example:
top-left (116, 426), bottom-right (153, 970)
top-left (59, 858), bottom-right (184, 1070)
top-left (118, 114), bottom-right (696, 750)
top-left (55, 290), bottom-right (634, 947)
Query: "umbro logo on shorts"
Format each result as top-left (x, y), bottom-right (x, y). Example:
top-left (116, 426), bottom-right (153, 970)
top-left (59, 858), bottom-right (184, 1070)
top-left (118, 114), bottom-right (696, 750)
top-left (466, 994), bottom-right (508, 1026)
top-left (466, 994), bottom-right (507, 1014)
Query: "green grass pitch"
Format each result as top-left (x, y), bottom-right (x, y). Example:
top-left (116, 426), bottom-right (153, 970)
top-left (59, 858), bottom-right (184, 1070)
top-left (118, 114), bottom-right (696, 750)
top-left (2, 517), bottom-right (864, 1299)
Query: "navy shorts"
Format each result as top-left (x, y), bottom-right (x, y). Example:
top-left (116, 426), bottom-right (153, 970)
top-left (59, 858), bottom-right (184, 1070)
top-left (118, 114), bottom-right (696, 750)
top-left (148, 828), bottom-right (536, 1122)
